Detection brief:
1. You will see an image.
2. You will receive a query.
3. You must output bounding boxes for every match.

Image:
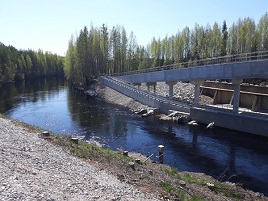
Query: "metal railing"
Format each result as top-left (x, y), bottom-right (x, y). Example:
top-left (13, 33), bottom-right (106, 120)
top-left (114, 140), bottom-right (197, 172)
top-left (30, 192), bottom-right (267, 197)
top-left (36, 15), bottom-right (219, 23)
top-left (100, 75), bottom-right (191, 112)
top-left (110, 50), bottom-right (268, 76)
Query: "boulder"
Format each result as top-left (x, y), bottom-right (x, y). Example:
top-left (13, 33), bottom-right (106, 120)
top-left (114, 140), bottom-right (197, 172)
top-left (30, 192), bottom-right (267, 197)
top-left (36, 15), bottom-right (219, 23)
top-left (188, 120), bottom-right (198, 126)
top-left (160, 115), bottom-right (173, 121)
top-left (168, 111), bottom-right (180, 117)
top-left (206, 122), bottom-right (215, 129)
top-left (177, 116), bottom-right (189, 124)
top-left (135, 109), bottom-right (147, 115)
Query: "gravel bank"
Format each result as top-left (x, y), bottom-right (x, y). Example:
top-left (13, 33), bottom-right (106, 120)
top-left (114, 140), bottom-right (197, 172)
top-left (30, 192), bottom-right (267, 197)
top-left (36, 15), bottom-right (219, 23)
top-left (139, 82), bottom-right (195, 104)
top-left (0, 117), bottom-right (160, 200)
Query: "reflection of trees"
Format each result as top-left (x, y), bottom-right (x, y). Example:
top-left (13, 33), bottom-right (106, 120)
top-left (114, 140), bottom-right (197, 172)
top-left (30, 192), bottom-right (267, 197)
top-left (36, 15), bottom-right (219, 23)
top-left (0, 83), bottom-right (18, 112)
top-left (67, 86), bottom-right (129, 142)
top-left (0, 78), bottom-right (65, 113)
top-left (67, 87), bottom-right (112, 137)
top-left (109, 110), bottom-right (128, 140)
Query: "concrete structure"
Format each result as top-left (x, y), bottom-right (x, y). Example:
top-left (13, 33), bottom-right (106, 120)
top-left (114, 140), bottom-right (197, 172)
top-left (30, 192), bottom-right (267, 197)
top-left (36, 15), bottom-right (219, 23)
top-left (100, 57), bottom-right (268, 136)
top-left (190, 107), bottom-right (268, 137)
top-left (165, 81), bottom-right (177, 99)
top-left (117, 60), bottom-right (268, 83)
top-left (117, 59), bottom-right (268, 113)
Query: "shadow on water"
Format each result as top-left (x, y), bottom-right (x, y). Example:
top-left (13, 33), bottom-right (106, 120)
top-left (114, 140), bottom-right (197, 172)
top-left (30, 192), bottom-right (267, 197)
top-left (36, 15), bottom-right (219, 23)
top-left (0, 78), bottom-right (268, 196)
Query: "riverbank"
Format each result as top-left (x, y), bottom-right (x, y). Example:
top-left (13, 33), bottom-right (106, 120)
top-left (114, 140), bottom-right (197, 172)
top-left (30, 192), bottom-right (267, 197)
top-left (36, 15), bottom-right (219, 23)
top-left (1, 115), bottom-right (266, 200)
top-left (0, 116), bottom-right (158, 200)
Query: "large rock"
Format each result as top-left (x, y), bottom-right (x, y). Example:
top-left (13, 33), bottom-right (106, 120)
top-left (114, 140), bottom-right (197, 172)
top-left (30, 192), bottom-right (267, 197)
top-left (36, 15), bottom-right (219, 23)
top-left (135, 109), bottom-right (147, 115)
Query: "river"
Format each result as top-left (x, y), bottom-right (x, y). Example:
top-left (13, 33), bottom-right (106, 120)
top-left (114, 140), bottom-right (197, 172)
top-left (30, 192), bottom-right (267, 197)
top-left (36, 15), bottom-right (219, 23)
top-left (1, 78), bottom-right (268, 195)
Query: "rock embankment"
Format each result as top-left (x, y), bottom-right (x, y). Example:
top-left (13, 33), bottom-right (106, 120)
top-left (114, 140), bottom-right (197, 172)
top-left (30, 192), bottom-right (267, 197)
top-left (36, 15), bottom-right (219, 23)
top-left (139, 82), bottom-right (195, 104)
top-left (0, 117), bottom-right (159, 200)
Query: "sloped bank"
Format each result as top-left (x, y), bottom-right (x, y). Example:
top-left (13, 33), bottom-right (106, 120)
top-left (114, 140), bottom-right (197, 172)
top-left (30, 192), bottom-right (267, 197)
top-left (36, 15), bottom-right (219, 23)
top-left (1, 115), bottom-right (266, 201)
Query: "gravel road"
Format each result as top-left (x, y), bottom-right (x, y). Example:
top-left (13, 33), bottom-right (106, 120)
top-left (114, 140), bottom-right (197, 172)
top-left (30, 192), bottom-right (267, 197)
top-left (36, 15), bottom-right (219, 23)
top-left (0, 117), bottom-right (160, 200)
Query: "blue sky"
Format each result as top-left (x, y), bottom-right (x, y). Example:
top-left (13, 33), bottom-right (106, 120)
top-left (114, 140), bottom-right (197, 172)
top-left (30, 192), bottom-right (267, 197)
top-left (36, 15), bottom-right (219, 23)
top-left (1, 0), bottom-right (267, 56)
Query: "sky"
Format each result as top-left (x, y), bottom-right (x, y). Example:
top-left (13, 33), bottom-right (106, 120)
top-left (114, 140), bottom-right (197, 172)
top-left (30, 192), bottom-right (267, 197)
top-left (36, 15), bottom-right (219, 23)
top-left (1, 0), bottom-right (267, 56)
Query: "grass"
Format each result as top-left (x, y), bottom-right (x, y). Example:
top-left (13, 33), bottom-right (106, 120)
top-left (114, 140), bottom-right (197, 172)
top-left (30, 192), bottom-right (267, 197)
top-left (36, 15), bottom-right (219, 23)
top-left (159, 181), bottom-right (203, 201)
top-left (178, 173), bottom-right (208, 186)
top-left (53, 135), bottom-right (133, 165)
top-left (212, 181), bottom-right (243, 200)
top-left (163, 167), bottom-right (179, 176)
top-left (159, 181), bottom-right (188, 200)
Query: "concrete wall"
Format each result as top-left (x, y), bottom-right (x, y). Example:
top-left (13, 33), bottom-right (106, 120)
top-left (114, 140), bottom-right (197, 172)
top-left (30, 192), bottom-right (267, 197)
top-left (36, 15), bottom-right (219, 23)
top-left (100, 76), bottom-right (190, 114)
top-left (117, 59), bottom-right (268, 83)
top-left (190, 107), bottom-right (268, 137)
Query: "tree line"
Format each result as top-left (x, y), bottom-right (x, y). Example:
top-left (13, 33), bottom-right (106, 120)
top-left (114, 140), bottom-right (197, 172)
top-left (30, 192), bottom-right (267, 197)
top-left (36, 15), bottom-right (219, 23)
top-left (0, 43), bottom-right (64, 85)
top-left (65, 12), bottom-right (268, 86)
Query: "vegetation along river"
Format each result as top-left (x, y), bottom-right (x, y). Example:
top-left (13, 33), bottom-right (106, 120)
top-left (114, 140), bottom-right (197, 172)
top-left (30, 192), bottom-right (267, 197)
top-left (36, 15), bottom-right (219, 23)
top-left (1, 78), bottom-right (268, 196)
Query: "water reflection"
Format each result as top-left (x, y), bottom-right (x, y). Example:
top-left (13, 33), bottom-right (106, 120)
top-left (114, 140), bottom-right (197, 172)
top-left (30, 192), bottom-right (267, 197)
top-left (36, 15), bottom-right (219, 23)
top-left (0, 79), bottom-right (268, 195)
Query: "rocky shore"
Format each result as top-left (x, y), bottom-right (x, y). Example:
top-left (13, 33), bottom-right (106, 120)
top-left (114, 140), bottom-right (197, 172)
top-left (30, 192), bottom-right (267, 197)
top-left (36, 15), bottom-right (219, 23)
top-left (0, 117), bottom-right (159, 200)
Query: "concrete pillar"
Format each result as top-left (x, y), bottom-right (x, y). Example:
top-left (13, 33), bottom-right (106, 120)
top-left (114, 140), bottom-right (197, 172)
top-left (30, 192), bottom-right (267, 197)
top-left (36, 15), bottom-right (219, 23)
top-left (232, 79), bottom-right (243, 113)
top-left (153, 84), bottom-right (156, 93)
top-left (165, 81), bottom-right (177, 99)
top-left (147, 84), bottom-right (150, 91)
top-left (133, 83), bottom-right (141, 89)
top-left (146, 82), bottom-right (157, 93)
top-left (191, 80), bottom-right (204, 105)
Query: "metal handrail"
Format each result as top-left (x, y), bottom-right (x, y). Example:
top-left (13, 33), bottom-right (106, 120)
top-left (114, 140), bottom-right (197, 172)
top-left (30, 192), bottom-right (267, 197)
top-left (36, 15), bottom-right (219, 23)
top-left (110, 50), bottom-right (268, 76)
top-left (101, 76), bottom-right (191, 110)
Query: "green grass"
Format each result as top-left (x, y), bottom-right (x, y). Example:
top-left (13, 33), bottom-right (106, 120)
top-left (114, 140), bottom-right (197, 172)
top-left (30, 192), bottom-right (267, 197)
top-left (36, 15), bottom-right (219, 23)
top-left (60, 138), bottom-right (133, 165)
top-left (163, 168), bottom-right (179, 176)
top-left (212, 182), bottom-right (243, 199)
top-left (190, 196), bottom-right (203, 201)
top-left (159, 181), bottom-right (187, 200)
top-left (178, 173), bottom-right (208, 186)
top-left (160, 181), bottom-right (176, 192)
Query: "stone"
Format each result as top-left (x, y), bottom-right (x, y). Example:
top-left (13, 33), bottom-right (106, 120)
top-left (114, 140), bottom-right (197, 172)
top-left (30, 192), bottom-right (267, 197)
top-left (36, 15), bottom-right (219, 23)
top-left (177, 116), bottom-right (189, 124)
top-left (135, 109), bottom-right (147, 115)
top-left (206, 122), bottom-right (215, 129)
top-left (128, 162), bottom-right (135, 169)
top-left (188, 120), bottom-right (198, 126)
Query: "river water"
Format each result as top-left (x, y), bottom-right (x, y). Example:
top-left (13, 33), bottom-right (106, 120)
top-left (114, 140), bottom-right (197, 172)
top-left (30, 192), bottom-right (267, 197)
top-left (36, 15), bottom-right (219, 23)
top-left (1, 78), bottom-right (268, 195)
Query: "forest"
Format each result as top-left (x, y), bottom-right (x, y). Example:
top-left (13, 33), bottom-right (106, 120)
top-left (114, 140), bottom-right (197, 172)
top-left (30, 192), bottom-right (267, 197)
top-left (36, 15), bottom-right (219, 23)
top-left (1, 13), bottom-right (267, 87)
top-left (0, 43), bottom-right (64, 85)
top-left (64, 12), bottom-right (268, 86)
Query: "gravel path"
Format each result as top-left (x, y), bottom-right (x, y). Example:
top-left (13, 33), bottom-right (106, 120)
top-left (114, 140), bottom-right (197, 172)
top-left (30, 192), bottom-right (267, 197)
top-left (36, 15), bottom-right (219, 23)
top-left (0, 117), bottom-right (160, 200)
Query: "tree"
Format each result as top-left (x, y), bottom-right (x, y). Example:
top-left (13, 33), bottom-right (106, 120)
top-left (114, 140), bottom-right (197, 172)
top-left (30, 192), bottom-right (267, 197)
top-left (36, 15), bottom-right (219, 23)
top-left (221, 20), bottom-right (228, 56)
top-left (257, 12), bottom-right (268, 51)
top-left (100, 24), bottom-right (109, 74)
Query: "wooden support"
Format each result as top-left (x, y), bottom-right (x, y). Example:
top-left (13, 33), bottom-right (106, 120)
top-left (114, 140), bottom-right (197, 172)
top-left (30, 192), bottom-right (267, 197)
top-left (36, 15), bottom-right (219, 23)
top-left (129, 162), bottom-right (135, 170)
top-left (135, 159), bottom-right (141, 164)
top-left (123, 151), bottom-right (128, 156)
top-left (42, 131), bottom-right (50, 137)
top-left (158, 145), bottom-right (164, 164)
top-left (70, 137), bottom-right (79, 144)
